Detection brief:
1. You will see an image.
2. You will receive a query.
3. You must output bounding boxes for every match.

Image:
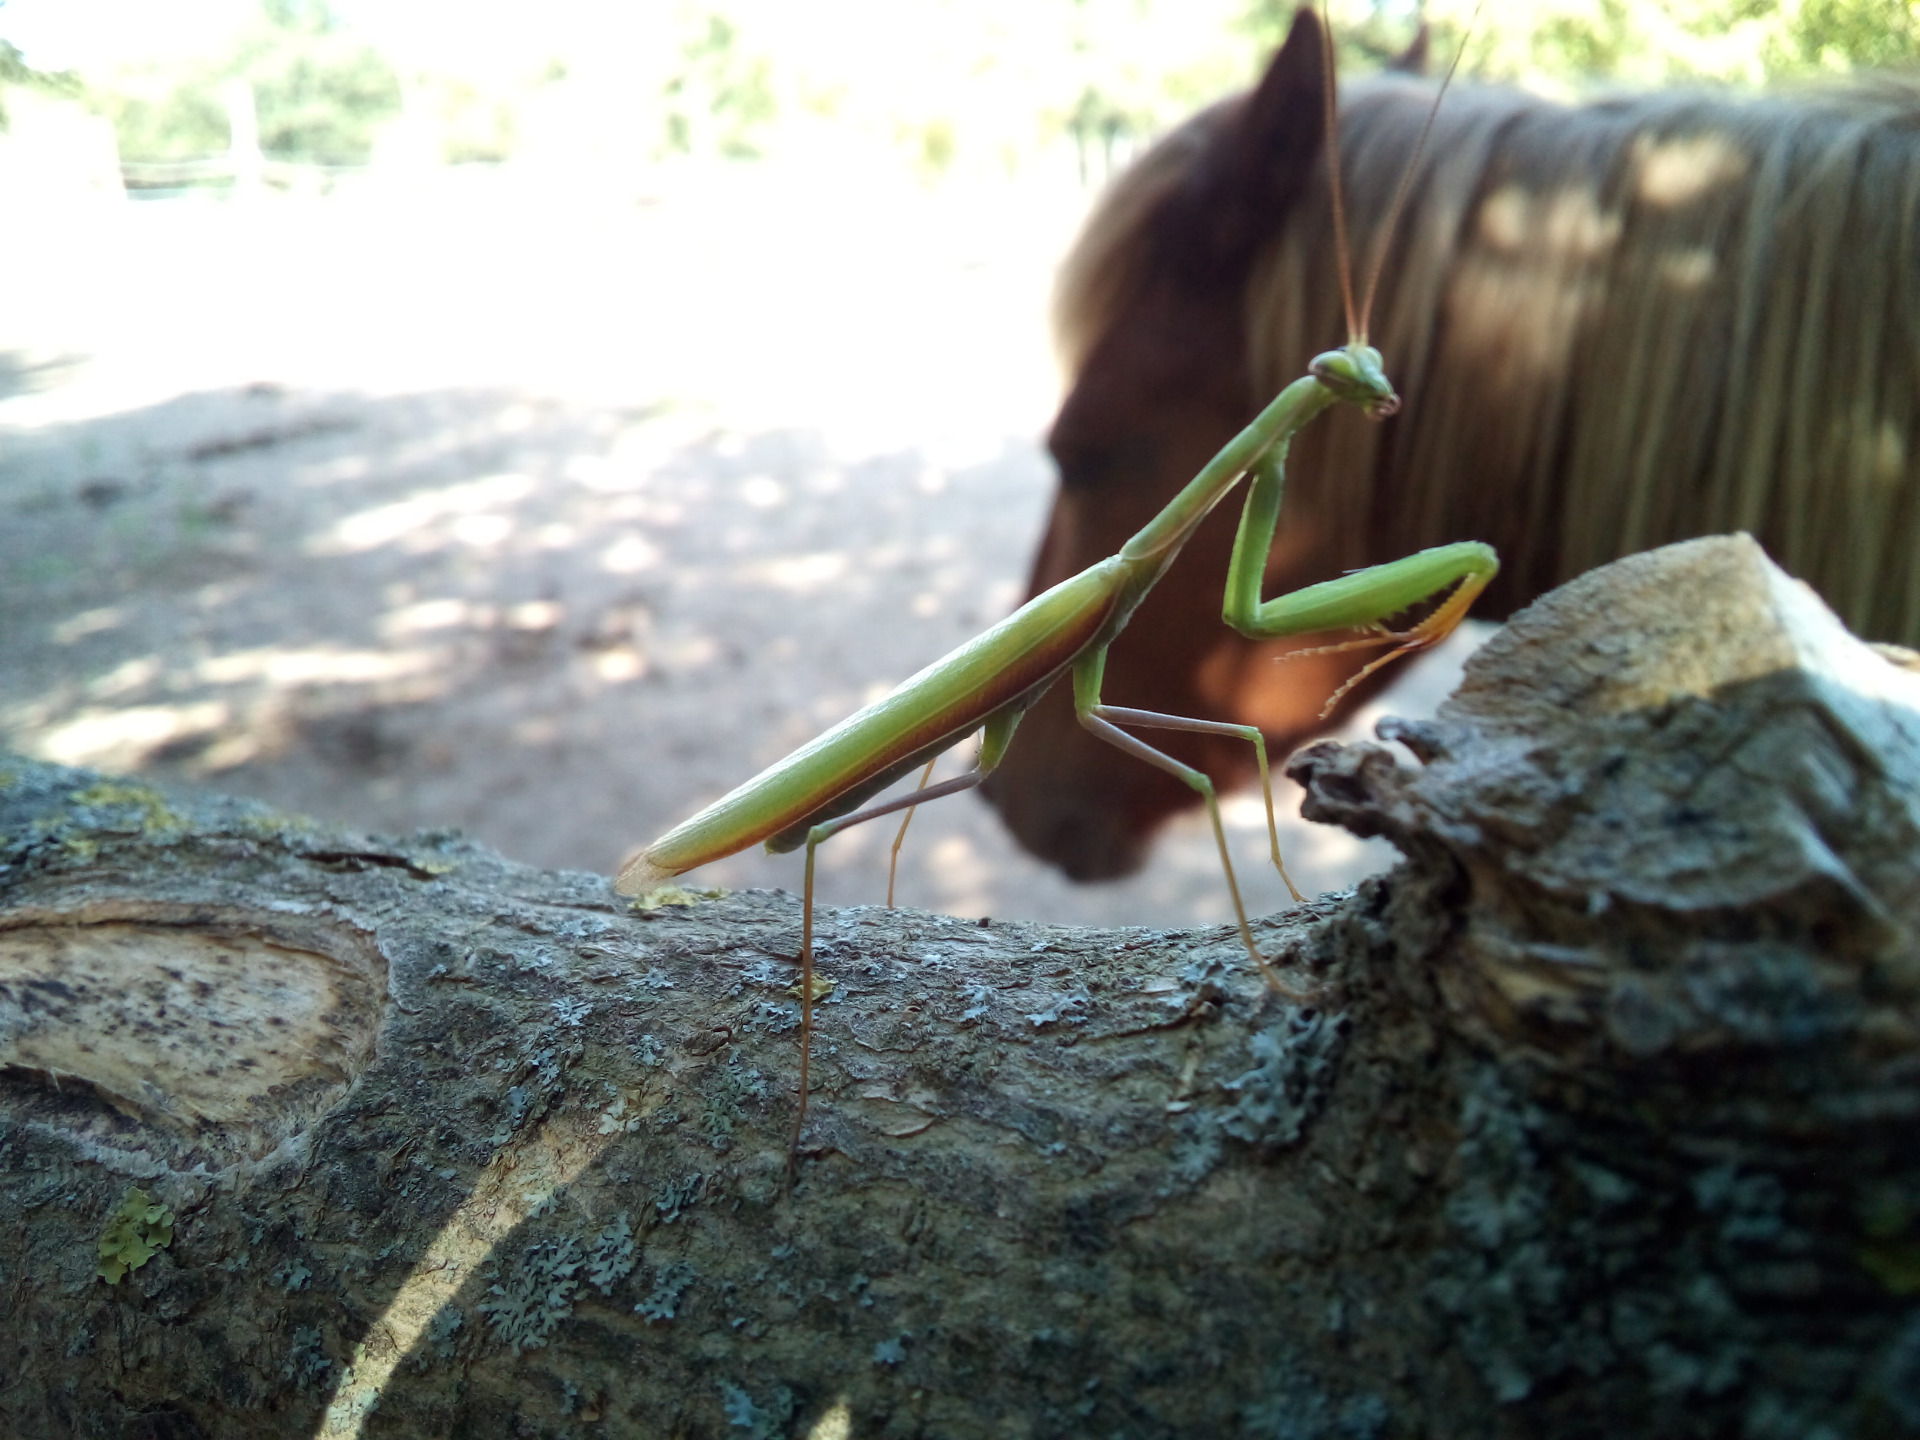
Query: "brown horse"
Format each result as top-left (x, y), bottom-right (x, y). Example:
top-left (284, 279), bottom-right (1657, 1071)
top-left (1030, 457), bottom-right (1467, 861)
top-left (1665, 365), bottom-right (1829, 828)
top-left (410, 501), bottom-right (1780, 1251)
top-left (981, 8), bottom-right (1920, 882)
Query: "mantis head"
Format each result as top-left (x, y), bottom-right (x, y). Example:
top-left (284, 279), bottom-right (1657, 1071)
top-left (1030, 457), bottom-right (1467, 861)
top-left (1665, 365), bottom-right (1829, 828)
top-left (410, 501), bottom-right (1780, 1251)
top-left (1310, 342), bottom-right (1400, 418)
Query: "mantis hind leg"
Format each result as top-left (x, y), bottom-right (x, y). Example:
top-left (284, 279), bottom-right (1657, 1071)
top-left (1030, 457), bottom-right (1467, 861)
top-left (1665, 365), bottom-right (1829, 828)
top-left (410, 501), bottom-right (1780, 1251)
top-left (1093, 703), bottom-right (1302, 905)
top-left (1071, 648), bottom-right (1303, 995)
top-left (788, 708), bottom-right (1023, 1187)
top-left (886, 756), bottom-right (940, 908)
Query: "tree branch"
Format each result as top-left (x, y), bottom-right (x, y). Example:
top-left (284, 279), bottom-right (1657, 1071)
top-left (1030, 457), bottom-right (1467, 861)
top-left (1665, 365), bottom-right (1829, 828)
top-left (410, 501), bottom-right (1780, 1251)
top-left (1, 535), bottom-right (1915, 1438)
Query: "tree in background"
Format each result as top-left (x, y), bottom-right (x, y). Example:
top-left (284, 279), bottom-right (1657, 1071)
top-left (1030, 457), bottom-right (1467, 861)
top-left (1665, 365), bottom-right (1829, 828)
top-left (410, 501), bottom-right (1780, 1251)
top-left (660, 12), bottom-right (778, 161)
top-left (1252, 0), bottom-right (1920, 91)
top-left (3, 0), bottom-right (1915, 188)
top-left (0, 36), bottom-right (77, 128)
top-left (69, 1), bottom-right (395, 171)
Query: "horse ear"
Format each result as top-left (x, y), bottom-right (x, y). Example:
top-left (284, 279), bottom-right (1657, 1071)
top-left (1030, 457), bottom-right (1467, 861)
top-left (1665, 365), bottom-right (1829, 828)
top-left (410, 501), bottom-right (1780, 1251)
top-left (1242, 6), bottom-right (1330, 150)
top-left (1159, 6), bottom-right (1329, 281)
top-left (1230, 7), bottom-right (1331, 222)
top-left (1387, 22), bottom-right (1431, 75)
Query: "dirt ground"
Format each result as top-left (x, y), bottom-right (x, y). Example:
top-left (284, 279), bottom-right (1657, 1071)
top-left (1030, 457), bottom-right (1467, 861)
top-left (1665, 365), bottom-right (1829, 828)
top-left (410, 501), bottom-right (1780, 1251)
top-left (0, 163), bottom-right (1480, 927)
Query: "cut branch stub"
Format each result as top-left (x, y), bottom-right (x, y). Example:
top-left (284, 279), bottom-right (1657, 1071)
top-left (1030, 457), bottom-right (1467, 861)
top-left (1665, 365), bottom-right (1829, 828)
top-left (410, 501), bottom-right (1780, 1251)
top-left (1292, 532), bottom-right (1920, 1094)
top-left (0, 903), bottom-right (387, 1166)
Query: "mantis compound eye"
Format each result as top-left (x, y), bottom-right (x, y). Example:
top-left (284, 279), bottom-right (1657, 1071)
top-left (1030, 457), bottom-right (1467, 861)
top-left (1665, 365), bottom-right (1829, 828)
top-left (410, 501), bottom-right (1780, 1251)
top-left (1309, 345), bottom-right (1398, 417)
top-left (1308, 349), bottom-right (1353, 388)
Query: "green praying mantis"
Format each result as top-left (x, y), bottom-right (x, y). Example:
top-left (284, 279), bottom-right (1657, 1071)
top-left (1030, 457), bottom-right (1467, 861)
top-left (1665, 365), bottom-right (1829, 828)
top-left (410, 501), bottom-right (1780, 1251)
top-left (616, 5), bottom-right (1498, 1173)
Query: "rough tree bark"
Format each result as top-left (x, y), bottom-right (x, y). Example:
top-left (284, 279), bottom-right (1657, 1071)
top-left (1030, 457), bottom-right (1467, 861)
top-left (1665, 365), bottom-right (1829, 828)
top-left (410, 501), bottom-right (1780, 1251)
top-left (1, 535), bottom-right (1916, 1439)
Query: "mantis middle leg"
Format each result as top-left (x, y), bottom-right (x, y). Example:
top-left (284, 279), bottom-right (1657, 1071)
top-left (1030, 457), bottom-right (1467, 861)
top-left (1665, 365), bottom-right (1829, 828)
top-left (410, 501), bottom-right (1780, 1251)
top-left (1069, 645), bottom-right (1300, 993)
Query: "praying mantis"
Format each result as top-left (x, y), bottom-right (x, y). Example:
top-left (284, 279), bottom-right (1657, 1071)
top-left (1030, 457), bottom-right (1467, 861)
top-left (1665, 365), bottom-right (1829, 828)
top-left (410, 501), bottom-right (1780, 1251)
top-left (616, 5), bottom-right (1498, 1173)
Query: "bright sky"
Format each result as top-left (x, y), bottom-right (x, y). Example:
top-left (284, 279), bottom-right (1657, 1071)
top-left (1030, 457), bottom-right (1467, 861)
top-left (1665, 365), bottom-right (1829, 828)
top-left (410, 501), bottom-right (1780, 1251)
top-left (0, 0), bottom-right (556, 74)
top-left (0, 0), bottom-right (1267, 186)
top-left (0, 0), bottom-right (1814, 102)
top-left (0, 0), bottom-right (1254, 95)
top-left (0, 0), bottom-right (254, 70)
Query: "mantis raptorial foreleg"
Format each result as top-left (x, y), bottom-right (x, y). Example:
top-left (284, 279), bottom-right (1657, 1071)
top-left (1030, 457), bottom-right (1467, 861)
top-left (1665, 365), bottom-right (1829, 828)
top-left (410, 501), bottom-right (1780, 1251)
top-left (1225, 443), bottom-right (1498, 709)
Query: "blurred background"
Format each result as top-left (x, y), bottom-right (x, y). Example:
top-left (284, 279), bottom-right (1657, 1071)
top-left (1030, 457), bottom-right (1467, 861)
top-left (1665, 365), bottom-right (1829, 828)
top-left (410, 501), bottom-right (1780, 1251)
top-left (0, 0), bottom-right (1910, 926)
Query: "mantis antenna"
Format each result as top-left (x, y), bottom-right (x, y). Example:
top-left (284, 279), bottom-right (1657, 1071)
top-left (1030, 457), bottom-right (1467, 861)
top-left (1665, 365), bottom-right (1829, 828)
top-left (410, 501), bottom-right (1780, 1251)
top-left (1320, 0), bottom-right (1486, 345)
top-left (1319, 1), bottom-right (1360, 344)
top-left (1288, 0), bottom-right (1488, 712)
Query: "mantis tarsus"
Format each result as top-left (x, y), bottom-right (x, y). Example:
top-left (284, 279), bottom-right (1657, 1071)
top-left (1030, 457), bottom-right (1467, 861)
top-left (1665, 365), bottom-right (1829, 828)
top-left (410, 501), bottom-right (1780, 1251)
top-left (616, 5), bottom-right (1498, 1176)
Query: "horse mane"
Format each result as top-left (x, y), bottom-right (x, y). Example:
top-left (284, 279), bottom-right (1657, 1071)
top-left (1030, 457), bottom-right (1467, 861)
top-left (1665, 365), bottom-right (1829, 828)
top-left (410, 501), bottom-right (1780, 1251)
top-left (1275, 73), bottom-right (1920, 640)
top-left (1065, 67), bottom-right (1920, 642)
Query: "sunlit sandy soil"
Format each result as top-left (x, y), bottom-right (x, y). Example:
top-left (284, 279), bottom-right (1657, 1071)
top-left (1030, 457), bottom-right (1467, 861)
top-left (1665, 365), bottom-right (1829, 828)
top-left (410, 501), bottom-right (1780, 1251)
top-left (0, 164), bottom-right (1482, 927)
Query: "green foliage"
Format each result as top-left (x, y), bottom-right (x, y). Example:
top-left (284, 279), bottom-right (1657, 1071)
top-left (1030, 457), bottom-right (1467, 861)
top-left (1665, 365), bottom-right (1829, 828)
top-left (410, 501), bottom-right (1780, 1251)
top-left (1419, 0), bottom-right (1920, 89)
top-left (96, 1186), bottom-right (175, 1284)
top-left (0, 37), bottom-right (82, 130)
top-left (0, 40), bottom-right (32, 90)
top-left (1240, 0), bottom-right (1432, 71)
top-left (243, 34), bottom-right (401, 165)
top-left (39, 0), bottom-right (1920, 190)
top-left (1777, 0), bottom-right (1920, 70)
top-left (90, 2), bottom-right (400, 166)
top-left (260, 0), bottom-right (343, 31)
top-left (1532, 0), bottom-right (1639, 78)
top-left (433, 78), bottom-right (516, 165)
top-left (662, 12), bottom-right (777, 160)
top-left (1245, 1), bottom-right (1920, 93)
top-left (0, 40), bottom-right (78, 95)
top-left (1859, 1238), bottom-right (1920, 1294)
top-left (101, 83), bottom-right (228, 163)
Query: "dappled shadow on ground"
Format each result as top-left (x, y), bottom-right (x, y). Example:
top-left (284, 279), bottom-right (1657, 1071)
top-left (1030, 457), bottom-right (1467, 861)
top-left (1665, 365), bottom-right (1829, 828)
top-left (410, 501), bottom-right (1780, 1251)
top-left (0, 376), bottom-right (1446, 925)
top-left (0, 349), bottom-right (87, 403)
top-left (0, 174), bottom-right (1439, 928)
